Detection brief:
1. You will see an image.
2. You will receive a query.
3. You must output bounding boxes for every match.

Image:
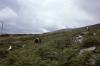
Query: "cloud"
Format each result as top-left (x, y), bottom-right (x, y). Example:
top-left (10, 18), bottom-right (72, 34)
top-left (75, 0), bottom-right (100, 22)
top-left (0, 7), bottom-right (17, 20)
top-left (0, 6), bottom-right (18, 34)
top-left (16, 0), bottom-right (95, 33)
top-left (0, 0), bottom-right (19, 11)
top-left (0, 0), bottom-right (100, 34)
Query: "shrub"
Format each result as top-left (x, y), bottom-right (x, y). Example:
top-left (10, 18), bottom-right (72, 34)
top-left (95, 54), bottom-right (100, 66)
top-left (82, 36), bottom-right (99, 48)
top-left (69, 51), bottom-right (93, 66)
top-left (0, 49), bottom-right (8, 59)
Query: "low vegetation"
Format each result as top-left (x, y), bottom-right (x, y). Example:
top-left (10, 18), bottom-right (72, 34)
top-left (0, 24), bottom-right (100, 66)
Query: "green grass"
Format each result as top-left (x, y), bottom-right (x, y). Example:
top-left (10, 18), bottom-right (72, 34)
top-left (0, 26), bottom-right (100, 66)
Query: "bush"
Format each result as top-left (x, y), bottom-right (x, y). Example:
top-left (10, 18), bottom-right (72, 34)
top-left (2, 42), bottom-right (81, 66)
top-left (0, 49), bottom-right (8, 59)
top-left (82, 36), bottom-right (99, 48)
top-left (69, 51), bottom-right (93, 66)
top-left (95, 54), bottom-right (100, 66)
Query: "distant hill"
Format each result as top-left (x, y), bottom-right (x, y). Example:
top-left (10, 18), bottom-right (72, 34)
top-left (43, 23), bottom-right (100, 35)
top-left (87, 23), bottom-right (100, 29)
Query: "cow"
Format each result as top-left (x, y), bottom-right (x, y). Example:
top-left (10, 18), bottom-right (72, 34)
top-left (34, 38), bottom-right (41, 44)
top-left (8, 45), bottom-right (12, 51)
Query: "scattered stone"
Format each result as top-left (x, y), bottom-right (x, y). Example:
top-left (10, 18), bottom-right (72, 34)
top-left (75, 35), bottom-right (84, 44)
top-left (79, 46), bottom-right (96, 55)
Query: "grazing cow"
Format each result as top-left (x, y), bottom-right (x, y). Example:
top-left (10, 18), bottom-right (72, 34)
top-left (8, 45), bottom-right (12, 51)
top-left (34, 38), bottom-right (41, 44)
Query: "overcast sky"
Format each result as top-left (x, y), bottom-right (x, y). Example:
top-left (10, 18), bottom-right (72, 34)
top-left (0, 0), bottom-right (100, 34)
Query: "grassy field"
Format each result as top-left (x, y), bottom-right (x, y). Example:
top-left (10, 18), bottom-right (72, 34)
top-left (0, 24), bottom-right (100, 66)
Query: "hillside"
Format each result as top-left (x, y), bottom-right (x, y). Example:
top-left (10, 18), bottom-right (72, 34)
top-left (87, 23), bottom-right (100, 29)
top-left (43, 23), bottom-right (100, 35)
top-left (0, 23), bottom-right (100, 66)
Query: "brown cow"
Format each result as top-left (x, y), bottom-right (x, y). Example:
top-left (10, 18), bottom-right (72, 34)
top-left (34, 38), bottom-right (41, 44)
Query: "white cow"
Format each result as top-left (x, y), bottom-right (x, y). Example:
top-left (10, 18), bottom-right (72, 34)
top-left (8, 45), bottom-right (12, 51)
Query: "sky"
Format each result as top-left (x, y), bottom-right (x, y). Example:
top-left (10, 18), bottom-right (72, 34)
top-left (0, 0), bottom-right (100, 34)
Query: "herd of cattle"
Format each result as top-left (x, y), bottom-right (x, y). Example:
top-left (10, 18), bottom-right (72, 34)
top-left (7, 37), bottom-right (42, 51)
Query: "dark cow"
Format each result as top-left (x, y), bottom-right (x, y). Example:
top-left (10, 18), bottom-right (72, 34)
top-left (34, 38), bottom-right (41, 44)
